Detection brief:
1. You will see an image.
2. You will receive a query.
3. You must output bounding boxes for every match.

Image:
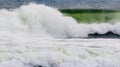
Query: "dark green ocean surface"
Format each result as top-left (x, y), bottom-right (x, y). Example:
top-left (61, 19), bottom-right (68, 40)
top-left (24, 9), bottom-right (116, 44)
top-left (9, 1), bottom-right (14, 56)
top-left (61, 9), bottom-right (120, 23)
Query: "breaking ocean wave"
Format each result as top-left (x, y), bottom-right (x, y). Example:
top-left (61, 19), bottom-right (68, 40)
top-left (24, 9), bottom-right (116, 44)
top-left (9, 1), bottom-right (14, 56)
top-left (0, 3), bottom-right (120, 38)
top-left (0, 3), bottom-right (120, 67)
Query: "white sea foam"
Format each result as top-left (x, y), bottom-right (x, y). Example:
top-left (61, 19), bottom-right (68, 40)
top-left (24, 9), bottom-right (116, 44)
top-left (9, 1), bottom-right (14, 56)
top-left (0, 3), bottom-right (120, 38)
top-left (0, 38), bottom-right (120, 67)
top-left (0, 3), bottom-right (120, 67)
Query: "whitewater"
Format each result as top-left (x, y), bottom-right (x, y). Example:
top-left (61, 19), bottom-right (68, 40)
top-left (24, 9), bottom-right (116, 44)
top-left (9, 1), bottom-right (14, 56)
top-left (0, 3), bottom-right (120, 67)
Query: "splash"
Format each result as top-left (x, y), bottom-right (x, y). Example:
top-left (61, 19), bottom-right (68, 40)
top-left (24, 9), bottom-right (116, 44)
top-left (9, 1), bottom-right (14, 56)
top-left (0, 3), bottom-right (120, 38)
top-left (0, 3), bottom-right (120, 67)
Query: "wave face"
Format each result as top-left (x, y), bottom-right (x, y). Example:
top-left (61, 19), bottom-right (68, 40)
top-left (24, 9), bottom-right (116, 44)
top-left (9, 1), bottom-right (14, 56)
top-left (0, 4), bottom-right (120, 67)
top-left (0, 3), bottom-right (120, 38)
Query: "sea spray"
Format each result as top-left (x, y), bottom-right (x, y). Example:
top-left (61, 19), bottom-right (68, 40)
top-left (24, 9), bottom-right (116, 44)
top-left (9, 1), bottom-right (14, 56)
top-left (0, 3), bottom-right (120, 38)
top-left (0, 3), bottom-right (120, 67)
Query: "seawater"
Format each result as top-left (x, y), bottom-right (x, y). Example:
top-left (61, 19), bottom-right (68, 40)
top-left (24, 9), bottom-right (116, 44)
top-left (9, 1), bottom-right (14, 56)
top-left (0, 3), bottom-right (120, 67)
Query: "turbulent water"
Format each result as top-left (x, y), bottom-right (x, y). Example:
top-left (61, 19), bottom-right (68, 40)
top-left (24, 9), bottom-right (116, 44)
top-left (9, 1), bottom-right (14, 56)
top-left (0, 3), bottom-right (120, 67)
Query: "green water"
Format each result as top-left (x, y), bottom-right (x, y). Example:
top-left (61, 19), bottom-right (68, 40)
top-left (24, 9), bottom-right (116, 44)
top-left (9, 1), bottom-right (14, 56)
top-left (61, 9), bottom-right (120, 23)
